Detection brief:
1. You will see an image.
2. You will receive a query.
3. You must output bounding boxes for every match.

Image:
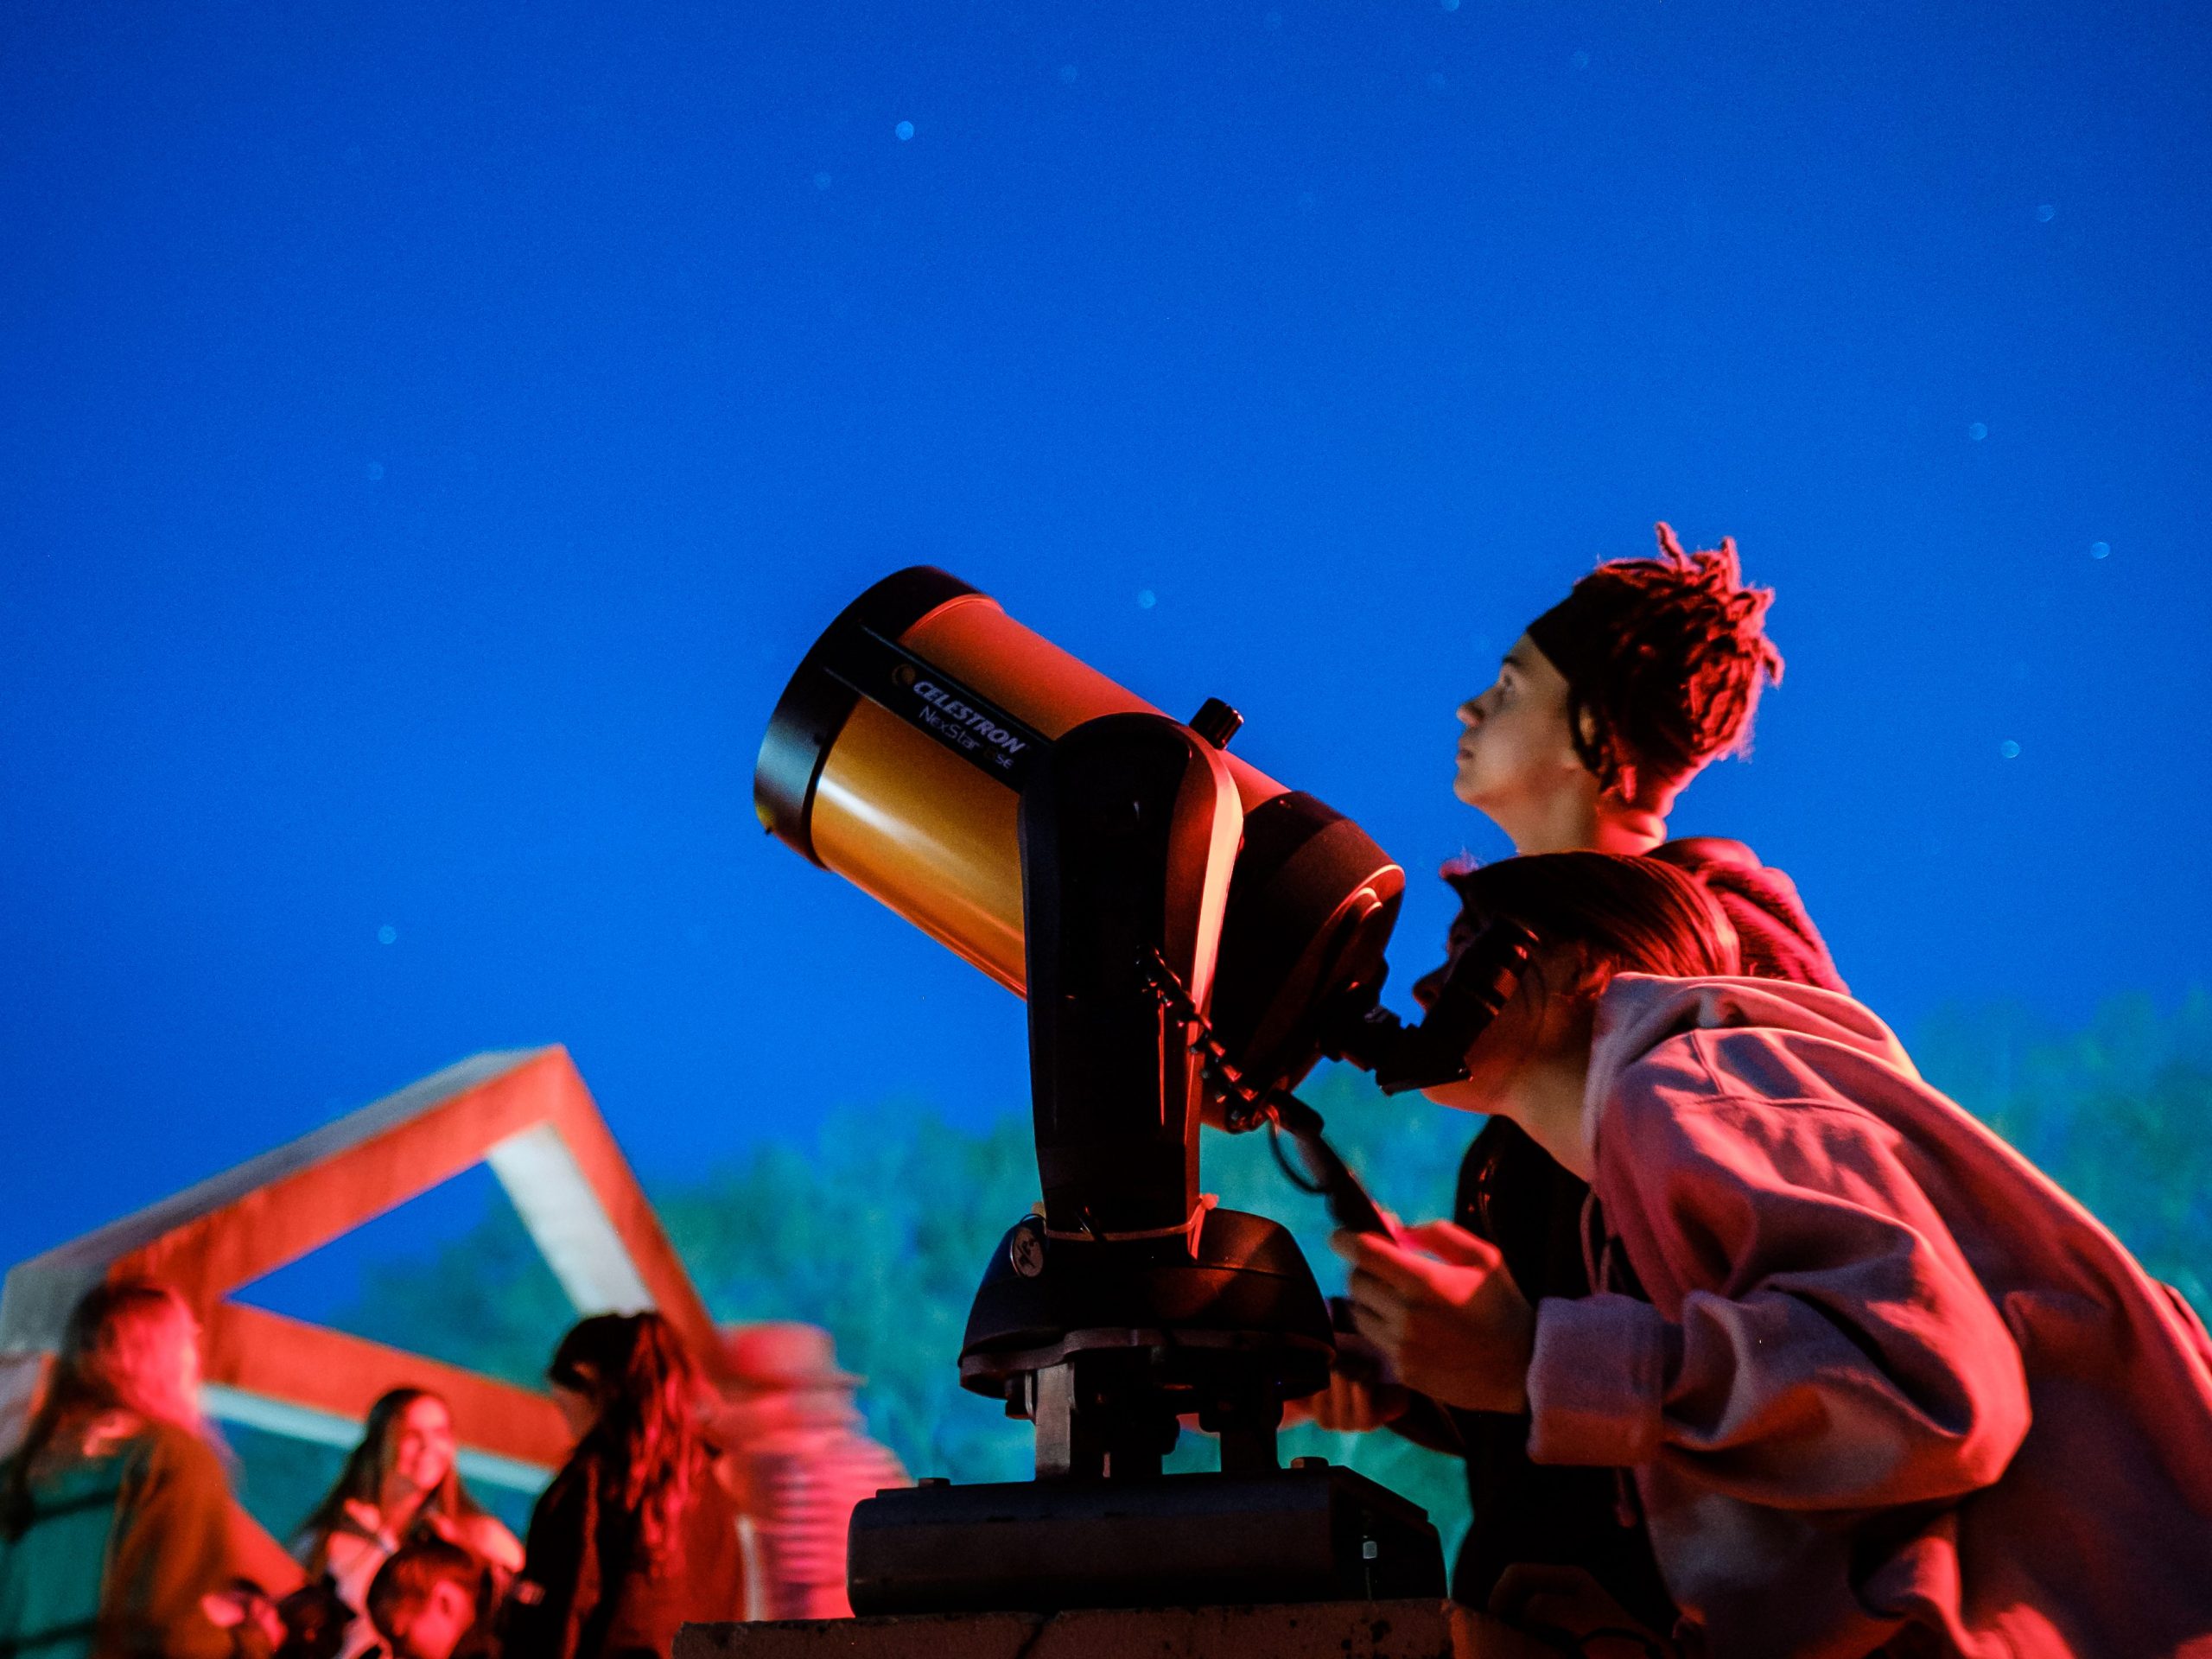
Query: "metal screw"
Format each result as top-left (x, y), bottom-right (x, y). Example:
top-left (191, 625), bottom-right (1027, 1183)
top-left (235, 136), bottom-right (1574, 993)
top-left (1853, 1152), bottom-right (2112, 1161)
top-left (1289, 1455), bottom-right (1328, 1470)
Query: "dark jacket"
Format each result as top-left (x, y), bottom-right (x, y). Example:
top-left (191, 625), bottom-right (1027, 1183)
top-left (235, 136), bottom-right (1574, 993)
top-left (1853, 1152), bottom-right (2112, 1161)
top-left (503, 1443), bottom-right (742, 1659)
top-left (1407, 838), bottom-right (1844, 1623)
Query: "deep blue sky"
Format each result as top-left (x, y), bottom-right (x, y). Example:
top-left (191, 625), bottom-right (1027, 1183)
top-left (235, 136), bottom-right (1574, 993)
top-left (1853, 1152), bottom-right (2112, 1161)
top-left (4, 1), bottom-right (2209, 1292)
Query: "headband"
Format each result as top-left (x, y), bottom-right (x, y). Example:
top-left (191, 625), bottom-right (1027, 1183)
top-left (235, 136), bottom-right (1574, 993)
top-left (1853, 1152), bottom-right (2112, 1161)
top-left (1522, 582), bottom-right (1625, 700)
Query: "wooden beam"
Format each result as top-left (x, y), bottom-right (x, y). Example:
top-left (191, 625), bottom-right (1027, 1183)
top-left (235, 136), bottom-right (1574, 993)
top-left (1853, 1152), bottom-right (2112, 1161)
top-left (202, 1300), bottom-right (571, 1471)
top-left (0, 1046), bottom-right (724, 1476)
top-left (0, 1050), bottom-right (558, 1346)
top-left (527, 1068), bottom-right (731, 1382)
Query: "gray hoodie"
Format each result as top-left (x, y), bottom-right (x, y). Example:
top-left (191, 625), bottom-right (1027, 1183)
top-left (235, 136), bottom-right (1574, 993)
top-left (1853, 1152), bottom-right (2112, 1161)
top-left (1525, 975), bottom-right (2212, 1657)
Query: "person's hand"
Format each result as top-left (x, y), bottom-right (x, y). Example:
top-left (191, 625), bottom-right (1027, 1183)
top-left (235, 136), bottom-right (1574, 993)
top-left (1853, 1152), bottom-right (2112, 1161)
top-left (1310, 1322), bottom-right (1410, 1430)
top-left (1311, 1369), bottom-right (1411, 1432)
top-left (200, 1586), bottom-right (283, 1655)
top-left (1331, 1220), bottom-right (1535, 1415)
top-left (1491, 1564), bottom-right (1674, 1656)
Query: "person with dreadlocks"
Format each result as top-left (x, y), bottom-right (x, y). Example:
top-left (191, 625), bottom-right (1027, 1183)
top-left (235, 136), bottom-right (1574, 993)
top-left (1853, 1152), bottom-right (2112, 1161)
top-left (1313, 526), bottom-right (1847, 1631)
top-left (1450, 521), bottom-right (1838, 986)
top-left (501, 1314), bottom-right (742, 1659)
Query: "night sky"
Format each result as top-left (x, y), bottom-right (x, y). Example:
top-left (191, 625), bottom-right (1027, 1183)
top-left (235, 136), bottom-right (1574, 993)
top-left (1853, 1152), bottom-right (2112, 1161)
top-left (3, 2), bottom-right (2208, 1299)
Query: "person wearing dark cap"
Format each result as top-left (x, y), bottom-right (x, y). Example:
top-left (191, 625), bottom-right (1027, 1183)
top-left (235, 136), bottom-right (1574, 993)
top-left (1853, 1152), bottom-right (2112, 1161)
top-left (1448, 521), bottom-right (1840, 989)
top-left (1317, 525), bottom-right (1845, 1631)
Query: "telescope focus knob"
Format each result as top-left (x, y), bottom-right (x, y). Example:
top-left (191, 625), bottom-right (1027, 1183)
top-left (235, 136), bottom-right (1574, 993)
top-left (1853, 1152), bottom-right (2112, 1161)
top-left (1190, 698), bottom-right (1244, 750)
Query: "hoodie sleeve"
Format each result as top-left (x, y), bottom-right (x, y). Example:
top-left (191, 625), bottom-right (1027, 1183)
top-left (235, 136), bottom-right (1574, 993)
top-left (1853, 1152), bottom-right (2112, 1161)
top-left (1523, 1086), bottom-right (2031, 1513)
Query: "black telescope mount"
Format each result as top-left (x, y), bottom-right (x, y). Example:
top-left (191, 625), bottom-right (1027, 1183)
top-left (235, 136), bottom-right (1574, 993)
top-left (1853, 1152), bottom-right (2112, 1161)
top-left (846, 709), bottom-right (1447, 1616)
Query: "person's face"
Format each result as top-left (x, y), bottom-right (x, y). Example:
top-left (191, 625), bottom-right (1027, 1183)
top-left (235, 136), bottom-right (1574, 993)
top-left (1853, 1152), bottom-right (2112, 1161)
top-left (1419, 981), bottom-right (1548, 1116)
top-left (133, 1304), bottom-right (202, 1425)
top-left (170, 1309), bottom-right (203, 1408)
top-left (381, 1581), bottom-right (473, 1659)
top-left (385, 1397), bottom-right (455, 1498)
top-left (1419, 951), bottom-right (1592, 1120)
top-left (1452, 636), bottom-right (1589, 816)
top-left (550, 1373), bottom-right (600, 1440)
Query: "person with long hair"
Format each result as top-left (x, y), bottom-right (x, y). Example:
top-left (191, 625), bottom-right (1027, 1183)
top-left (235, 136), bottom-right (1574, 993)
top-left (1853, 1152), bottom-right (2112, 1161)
top-left (1337, 852), bottom-right (2212, 1655)
top-left (292, 1389), bottom-right (520, 1657)
top-left (503, 1313), bottom-right (743, 1659)
top-left (0, 1280), bottom-right (253, 1659)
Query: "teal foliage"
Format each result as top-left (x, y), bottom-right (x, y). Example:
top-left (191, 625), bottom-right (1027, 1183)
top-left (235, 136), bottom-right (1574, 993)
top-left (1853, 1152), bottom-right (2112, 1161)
top-left (341, 1202), bottom-right (575, 1390)
top-left (1914, 989), bottom-right (2212, 1317)
top-left (652, 1104), bottom-right (1044, 1484)
top-left (243, 994), bottom-right (2212, 1555)
top-left (221, 1420), bottom-right (348, 1543)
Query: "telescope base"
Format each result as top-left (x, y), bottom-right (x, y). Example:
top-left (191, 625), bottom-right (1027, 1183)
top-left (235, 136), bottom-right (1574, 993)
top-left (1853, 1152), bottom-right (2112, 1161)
top-left (847, 1464), bottom-right (1445, 1617)
top-left (676, 1599), bottom-right (1455, 1659)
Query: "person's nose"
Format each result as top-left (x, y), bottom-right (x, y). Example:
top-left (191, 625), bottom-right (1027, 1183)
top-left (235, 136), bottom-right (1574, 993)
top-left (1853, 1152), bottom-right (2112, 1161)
top-left (1457, 697), bottom-right (1483, 729)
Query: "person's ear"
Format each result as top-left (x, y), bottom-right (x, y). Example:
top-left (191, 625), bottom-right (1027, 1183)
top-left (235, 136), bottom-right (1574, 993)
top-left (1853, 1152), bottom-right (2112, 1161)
top-left (1573, 705), bottom-right (1625, 791)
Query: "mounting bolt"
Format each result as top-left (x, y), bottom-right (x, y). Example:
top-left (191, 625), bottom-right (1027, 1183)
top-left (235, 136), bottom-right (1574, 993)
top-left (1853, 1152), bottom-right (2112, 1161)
top-left (1290, 1455), bottom-right (1328, 1471)
top-left (1189, 697), bottom-right (1244, 749)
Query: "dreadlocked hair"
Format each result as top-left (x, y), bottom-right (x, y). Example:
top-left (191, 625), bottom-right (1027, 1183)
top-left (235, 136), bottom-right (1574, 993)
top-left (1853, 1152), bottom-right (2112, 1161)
top-left (548, 1313), bottom-right (702, 1575)
top-left (1564, 523), bottom-right (1784, 800)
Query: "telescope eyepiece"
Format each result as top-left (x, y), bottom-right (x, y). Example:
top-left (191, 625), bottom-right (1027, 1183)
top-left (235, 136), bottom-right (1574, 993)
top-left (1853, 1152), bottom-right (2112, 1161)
top-left (1325, 918), bottom-right (1539, 1096)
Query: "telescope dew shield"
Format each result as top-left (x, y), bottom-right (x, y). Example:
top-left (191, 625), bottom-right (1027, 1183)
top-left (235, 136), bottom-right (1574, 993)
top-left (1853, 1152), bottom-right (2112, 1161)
top-left (756, 567), bottom-right (1407, 1099)
top-left (757, 568), bottom-right (1171, 992)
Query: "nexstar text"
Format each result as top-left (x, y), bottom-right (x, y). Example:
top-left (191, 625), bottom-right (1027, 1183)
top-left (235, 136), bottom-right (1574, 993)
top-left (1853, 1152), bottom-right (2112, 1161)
top-left (912, 682), bottom-right (1027, 753)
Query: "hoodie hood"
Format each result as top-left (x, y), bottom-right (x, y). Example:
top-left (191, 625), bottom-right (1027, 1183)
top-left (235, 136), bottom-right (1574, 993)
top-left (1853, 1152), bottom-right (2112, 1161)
top-left (1585, 974), bottom-right (1917, 1144)
top-left (1645, 836), bottom-right (1848, 994)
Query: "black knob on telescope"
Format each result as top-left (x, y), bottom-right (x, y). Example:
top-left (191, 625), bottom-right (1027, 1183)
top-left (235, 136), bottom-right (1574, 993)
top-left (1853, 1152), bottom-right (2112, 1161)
top-left (1190, 698), bottom-right (1244, 750)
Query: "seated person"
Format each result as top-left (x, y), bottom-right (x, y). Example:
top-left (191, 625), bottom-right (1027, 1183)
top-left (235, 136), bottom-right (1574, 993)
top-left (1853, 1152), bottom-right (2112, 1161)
top-left (1337, 852), bottom-right (2212, 1655)
top-left (294, 1388), bottom-right (521, 1658)
top-left (363, 1541), bottom-right (485, 1659)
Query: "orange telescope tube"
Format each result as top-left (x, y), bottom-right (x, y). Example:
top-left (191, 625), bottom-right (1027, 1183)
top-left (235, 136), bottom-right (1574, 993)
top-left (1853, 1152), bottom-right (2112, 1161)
top-left (755, 569), bottom-right (1404, 1097)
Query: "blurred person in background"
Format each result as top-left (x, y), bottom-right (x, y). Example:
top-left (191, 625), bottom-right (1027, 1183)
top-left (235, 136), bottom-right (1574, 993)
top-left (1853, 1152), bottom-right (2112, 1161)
top-left (503, 1313), bottom-right (743, 1659)
top-left (0, 1280), bottom-right (270, 1659)
top-left (363, 1540), bottom-right (489, 1659)
top-left (710, 1323), bottom-right (905, 1620)
top-left (294, 1389), bottom-right (521, 1657)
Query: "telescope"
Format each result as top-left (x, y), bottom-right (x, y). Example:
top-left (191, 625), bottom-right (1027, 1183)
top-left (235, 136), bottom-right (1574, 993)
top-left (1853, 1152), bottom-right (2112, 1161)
top-left (755, 568), bottom-right (1534, 1614)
